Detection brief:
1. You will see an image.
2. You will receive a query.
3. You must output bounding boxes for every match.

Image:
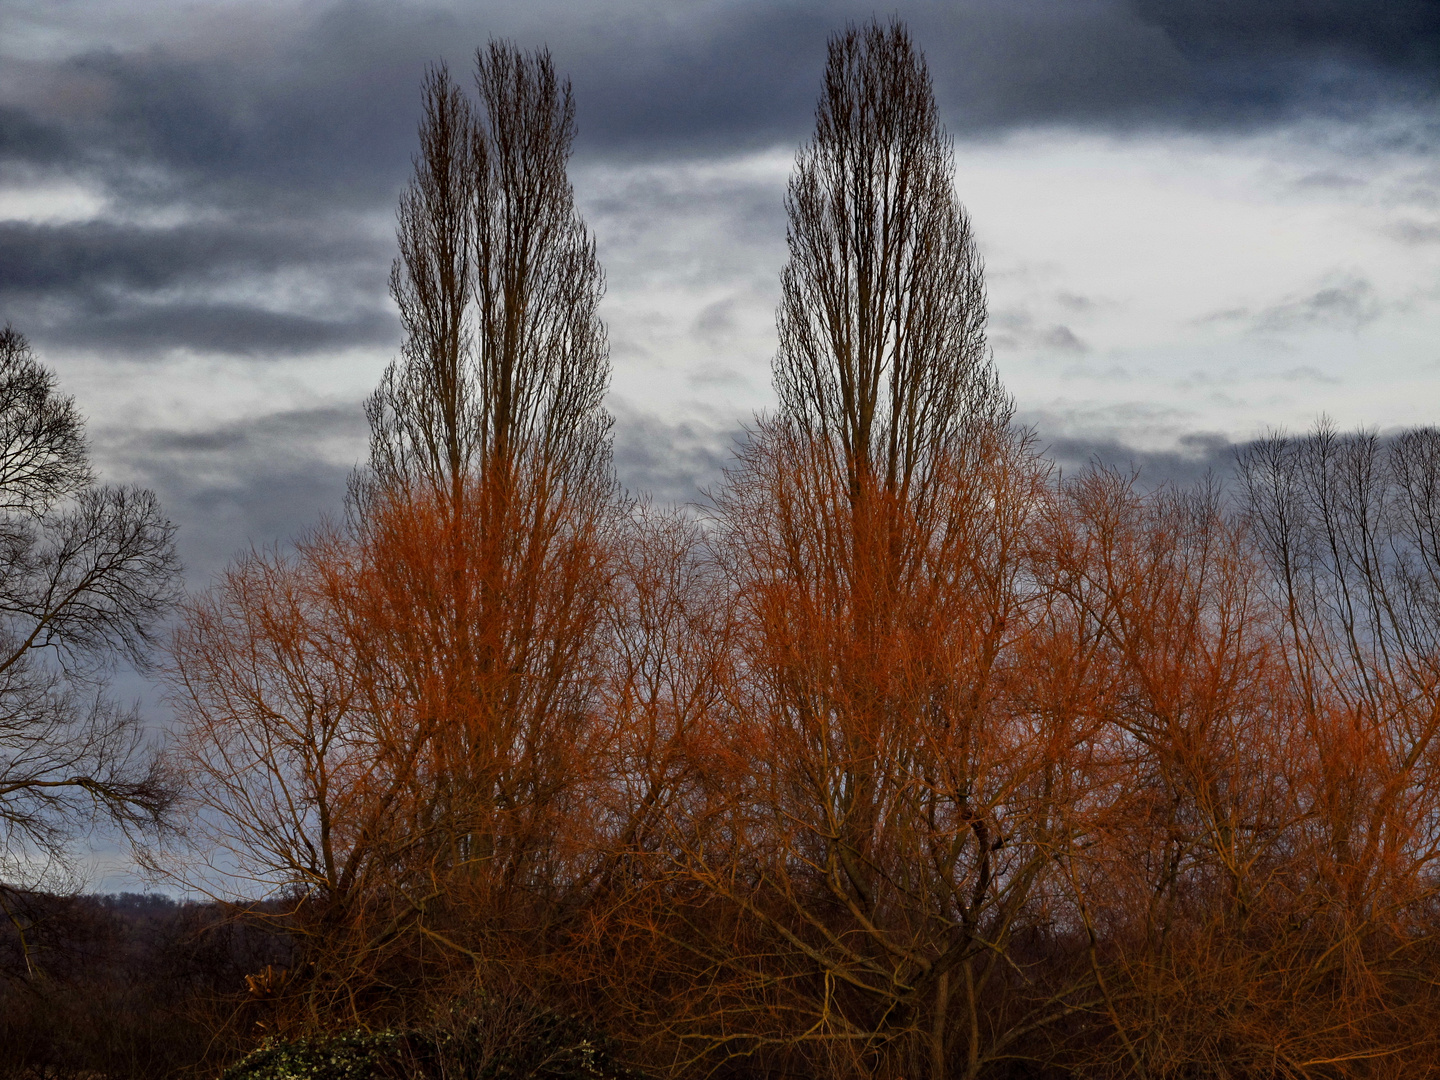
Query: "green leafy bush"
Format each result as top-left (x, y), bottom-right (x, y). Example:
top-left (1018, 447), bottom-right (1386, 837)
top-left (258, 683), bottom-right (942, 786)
top-left (222, 999), bottom-right (646, 1080)
top-left (421, 1003), bottom-right (638, 1080)
top-left (222, 1030), bottom-right (401, 1080)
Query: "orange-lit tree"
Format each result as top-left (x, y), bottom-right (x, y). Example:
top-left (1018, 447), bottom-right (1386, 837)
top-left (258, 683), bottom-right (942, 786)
top-left (357, 40), bottom-right (618, 975)
top-left (1231, 425), bottom-right (1440, 1072)
top-left (161, 22), bottom-right (1440, 1076)
top-left (1040, 435), bottom-right (1440, 1077)
top-left (167, 527), bottom-right (428, 1026)
top-left (647, 22), bottom-right (1089, 1080)
top-left (168, 42), bottom-right (621, 1026)
top-left (1039, 471), bottom-right (1303, 1076)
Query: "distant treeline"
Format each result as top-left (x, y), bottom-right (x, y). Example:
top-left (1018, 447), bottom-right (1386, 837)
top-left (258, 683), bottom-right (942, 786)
top-left (0, 890), bottom-right (289, 1078)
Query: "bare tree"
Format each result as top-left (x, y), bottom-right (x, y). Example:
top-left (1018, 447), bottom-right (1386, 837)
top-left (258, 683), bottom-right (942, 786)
top-left (365, 44), bottom-right (611, 510)
top-left (167, 45), bottom-right (619, 1026)
top-left (360, 41), bottom-right (618, 930)
top-left (667, 22), bottom-right (1067, 1080)
top-left (165, 527), bottom-right (442, 1028)
top-left (0, 327), bottom-right (90, 515)
top-left (1228, 423), bottom-right (1440, 1068)
top-left (365, 66), bottom-right (476, 508)
top-left (773, 20), bottom-right (1008, 506)
top-left (0, 326), bottom-right (179, 896)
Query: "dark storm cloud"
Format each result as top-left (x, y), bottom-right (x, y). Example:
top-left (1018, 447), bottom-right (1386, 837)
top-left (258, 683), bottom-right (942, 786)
top-left (1, 0), bottom-right (1435, 369)
top-left (1042, 430), bottom-right (1241, 491)
top-left (0, 106), bottom-right (71, 166)
top-left (114, 401), bottom-right (368, 464)
top-left (7, 0), bottom-right (1439, 199)
top-left (579, 0), bottom-right (1440, 145)
top-left (1133, 0), bottom-right (1440, 74)
top-left (0, 218), bottom-right (386, 294)
top-left (611, 403), bottom-right (740, 507)
top-left (1097, 0), bottom-right (1440, 129)
top-left (100, 404), bottom-right (368, 582)
top-left (0, 217), bottom-right (396, 356)
top-left (1, 3), bottom-right (817, 196)
top-left (4, 6), bottom-right (449, 209)
top-left (42, 302), bottom-right (396, 357)
top-left (565, 0), bottom-right (1440, 149)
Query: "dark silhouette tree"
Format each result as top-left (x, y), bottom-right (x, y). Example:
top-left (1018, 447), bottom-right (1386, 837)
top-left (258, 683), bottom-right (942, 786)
top-left (0, 325), bottom-right (179, 904)
top-left (365, 45), bottom-right (611, 511)
top-left (773, 20), bottom-right (1007, 504)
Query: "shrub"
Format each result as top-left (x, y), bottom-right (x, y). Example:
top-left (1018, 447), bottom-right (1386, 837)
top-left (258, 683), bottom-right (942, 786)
top-left (221, 998), bottom-right (647, 1080)
top-left (222, 1030), bottom-right (401, 1080)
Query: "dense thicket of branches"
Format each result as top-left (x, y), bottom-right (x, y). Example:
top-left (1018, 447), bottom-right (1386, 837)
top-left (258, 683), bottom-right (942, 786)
top-left (142, 21), bottom-right (1440, 1080)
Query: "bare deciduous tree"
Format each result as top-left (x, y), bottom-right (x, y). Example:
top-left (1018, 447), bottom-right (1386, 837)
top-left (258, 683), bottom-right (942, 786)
top-left (154, 22), bottom-right (1440, 1077)
top-left (360, 41), bottom-right (619, 945)
top-left (1229, 423), bottom-right (1440, 1069)
top-left (365, 44), bottom-right (611, 510)
top-left (661, 23), bottom-right (1070, 1080)
top-left (168, 43), bottom-right (619, 1026)
top-left (0, 326), bottom-right (179, 896)
top-left (773, 20), bottom-right (1008, 505)
top-left (0, 326), bottom-right (90, 515)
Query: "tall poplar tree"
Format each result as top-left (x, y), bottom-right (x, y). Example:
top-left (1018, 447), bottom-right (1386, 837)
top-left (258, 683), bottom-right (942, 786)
top-left (680, 22), bottom-right (1069, 1080)
top-left (358, 42), bottom-right (617, 939)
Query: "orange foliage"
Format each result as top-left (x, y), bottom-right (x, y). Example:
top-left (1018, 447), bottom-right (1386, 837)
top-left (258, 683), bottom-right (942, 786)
top-left (168, 444), bottom-right (1440, 1075)
top-left (163, 24), bottom-right (1440, 1080)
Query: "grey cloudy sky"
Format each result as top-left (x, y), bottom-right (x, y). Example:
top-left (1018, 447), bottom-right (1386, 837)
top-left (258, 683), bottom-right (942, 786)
top-left (2, 0), bottom-right (1439, 588)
